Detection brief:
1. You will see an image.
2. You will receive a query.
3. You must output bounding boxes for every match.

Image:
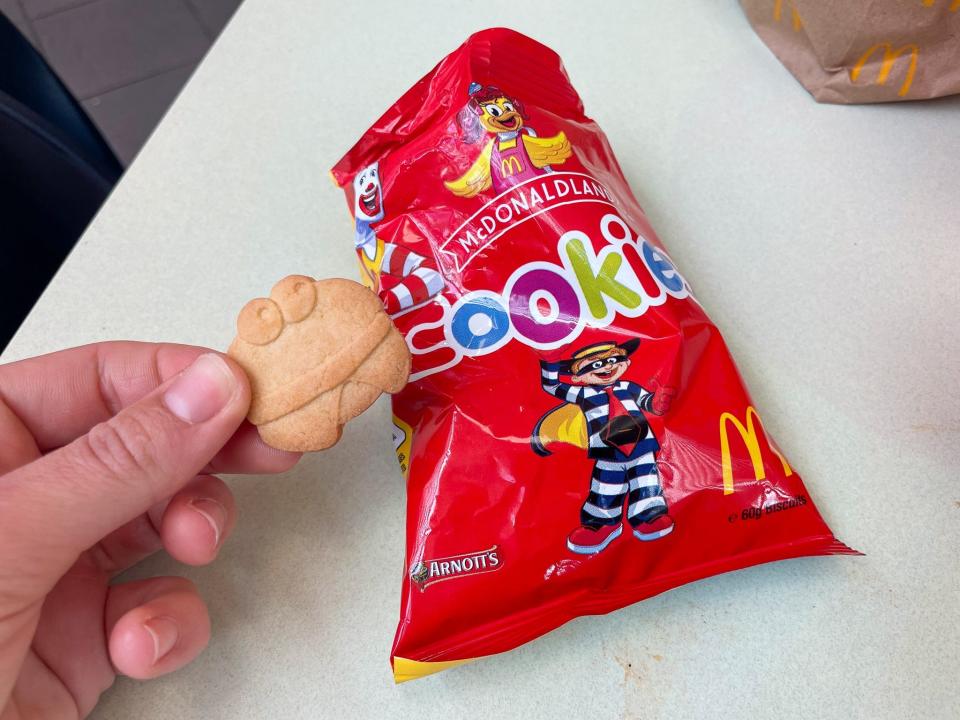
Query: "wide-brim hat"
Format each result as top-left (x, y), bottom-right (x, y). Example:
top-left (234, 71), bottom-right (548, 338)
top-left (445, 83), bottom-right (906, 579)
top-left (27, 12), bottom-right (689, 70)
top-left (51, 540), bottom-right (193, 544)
top-left (558, 337), bottom-right (639, 373)
top-left (570, 338), bottom-right (639, 362)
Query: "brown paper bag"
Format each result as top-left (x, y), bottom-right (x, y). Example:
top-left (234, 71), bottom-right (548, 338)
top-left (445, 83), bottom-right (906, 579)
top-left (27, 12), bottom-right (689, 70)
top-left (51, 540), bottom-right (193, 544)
top-left (740, 0), bottom-right (960, 103)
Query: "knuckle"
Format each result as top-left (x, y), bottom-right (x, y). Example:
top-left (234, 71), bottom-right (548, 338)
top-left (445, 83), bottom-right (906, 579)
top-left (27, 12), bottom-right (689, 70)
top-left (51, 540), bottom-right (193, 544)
top-left (79, 409), bottom-right (166, 482)
top-left (151, 575), bottom-right (198, 596)
top-left (175, 576), bottom-right (199, 595)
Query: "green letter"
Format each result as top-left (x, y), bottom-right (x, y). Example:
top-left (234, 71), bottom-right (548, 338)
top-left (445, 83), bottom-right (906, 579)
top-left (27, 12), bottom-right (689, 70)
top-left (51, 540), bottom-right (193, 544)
top-left (565, 237), bottom-right (641, 318)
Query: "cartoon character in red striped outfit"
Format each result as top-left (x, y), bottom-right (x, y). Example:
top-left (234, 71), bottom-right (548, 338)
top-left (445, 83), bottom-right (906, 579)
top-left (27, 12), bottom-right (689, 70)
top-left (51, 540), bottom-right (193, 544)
top-left (353, 162), bottom-right (444, 315)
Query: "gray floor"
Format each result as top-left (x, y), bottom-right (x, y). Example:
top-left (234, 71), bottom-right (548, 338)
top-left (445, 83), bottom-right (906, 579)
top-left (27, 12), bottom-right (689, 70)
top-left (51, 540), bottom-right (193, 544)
top-left (1, 0), bottom-right (242, 165)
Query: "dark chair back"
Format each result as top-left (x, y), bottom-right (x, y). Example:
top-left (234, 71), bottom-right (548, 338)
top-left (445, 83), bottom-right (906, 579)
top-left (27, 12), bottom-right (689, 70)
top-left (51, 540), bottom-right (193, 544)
top-left (0, 13), bottom-right (123, 350)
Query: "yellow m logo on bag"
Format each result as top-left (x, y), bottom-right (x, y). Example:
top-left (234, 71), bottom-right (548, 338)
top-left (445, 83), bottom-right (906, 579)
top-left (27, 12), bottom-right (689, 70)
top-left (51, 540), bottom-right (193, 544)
top-left (719, 406), bottom-right (793, 495)
top-left (850, 43), bottom-right (920, 97)
top-left (920, 0), bottom-right (960, 12)
top-left (500, 155), bottom-right (523, 177)
top-left (772, 0), bottom-right (803, 31)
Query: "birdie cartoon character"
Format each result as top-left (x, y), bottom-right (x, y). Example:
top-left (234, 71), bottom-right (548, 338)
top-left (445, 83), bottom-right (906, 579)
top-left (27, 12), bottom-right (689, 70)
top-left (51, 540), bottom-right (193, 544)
top-left (352, 161), bottom-right (444, 315)
top-left (532, 339), bottom-right (677, 555)
top-left (444, 83), bottom-right (573, 198)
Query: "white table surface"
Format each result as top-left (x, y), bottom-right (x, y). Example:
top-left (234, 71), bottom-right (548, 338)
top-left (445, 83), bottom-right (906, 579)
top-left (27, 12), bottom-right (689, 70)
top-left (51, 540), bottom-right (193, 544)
top-left (4, 1), bottom-right (959, 718)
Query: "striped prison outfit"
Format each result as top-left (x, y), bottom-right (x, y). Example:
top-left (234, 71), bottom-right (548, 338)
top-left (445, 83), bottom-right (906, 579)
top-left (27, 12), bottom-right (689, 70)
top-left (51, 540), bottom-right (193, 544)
top-left (355, 221), bottom-right (444, 315)
top-left (540, 361), bottom-right (668, 529)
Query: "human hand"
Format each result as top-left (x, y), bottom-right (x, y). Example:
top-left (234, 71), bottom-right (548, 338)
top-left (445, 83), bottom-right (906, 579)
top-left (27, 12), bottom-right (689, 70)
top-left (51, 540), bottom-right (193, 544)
top-left (0, 342), bottom-right (300, 718)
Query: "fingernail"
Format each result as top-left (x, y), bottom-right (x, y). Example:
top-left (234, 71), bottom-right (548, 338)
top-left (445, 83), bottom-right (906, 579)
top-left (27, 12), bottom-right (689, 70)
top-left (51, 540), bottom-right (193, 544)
top-left (163, 354), bottom-right (238, 424)
top-left (143, 616), bottom-right (179, 664)
top-left (188, 497), bottom-right (228, 547)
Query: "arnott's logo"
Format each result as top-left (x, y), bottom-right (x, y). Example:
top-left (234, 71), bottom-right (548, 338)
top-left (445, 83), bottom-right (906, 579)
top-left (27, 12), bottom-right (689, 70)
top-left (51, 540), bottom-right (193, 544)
top-left (410, 546), bottom-right (501, 590)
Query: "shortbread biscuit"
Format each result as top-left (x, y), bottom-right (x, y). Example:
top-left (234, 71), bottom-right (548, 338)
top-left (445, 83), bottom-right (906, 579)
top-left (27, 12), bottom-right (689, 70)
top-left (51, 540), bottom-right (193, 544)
top-left (228, 275), bottom-right (410, 451)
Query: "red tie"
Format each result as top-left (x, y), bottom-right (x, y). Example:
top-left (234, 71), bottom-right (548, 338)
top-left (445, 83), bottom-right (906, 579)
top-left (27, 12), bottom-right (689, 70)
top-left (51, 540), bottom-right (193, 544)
top-left (603, 386), bottom-right (638, 456)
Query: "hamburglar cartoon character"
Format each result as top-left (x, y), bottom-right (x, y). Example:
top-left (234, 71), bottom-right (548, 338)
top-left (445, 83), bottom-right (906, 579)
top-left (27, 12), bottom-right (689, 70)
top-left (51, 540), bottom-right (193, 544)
top-left (532, 339), bottom-right (676, 555)
top-left (444, 83), bottom-right (573, 198)
top-left (353, 161), bottom-right (444, 315)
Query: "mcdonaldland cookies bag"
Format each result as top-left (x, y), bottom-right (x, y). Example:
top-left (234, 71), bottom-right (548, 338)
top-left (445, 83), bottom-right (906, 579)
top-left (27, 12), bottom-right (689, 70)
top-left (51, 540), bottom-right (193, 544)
top-left (331, 27), bottom-right (856, 682)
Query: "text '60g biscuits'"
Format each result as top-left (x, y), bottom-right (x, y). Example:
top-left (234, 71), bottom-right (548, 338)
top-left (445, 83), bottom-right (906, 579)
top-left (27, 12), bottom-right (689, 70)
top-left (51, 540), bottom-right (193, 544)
top-left (228, 275), bottom-right (410, 452)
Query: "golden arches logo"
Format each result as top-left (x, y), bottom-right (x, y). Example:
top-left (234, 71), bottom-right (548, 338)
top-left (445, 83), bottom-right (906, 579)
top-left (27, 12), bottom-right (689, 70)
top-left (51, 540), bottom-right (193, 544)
top-left (719, 406), bottom-right (793, 496)
top-left (772, 0), bottom-right (803, 31)
top-left (850, 43), bottom-right (920, 97)
top-left (921, 0), bottom-right (960, 11)
top-left (500, 155), bottom-right (523, 177)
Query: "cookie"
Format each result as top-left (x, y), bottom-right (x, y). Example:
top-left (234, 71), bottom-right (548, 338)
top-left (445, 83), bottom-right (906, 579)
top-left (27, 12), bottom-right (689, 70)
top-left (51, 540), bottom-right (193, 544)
top-left (227, 275), bottom-right (410, 452)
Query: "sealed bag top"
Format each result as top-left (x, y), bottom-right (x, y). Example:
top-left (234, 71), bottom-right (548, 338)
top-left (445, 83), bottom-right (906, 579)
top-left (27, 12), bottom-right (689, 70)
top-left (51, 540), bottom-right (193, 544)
top-left (332, 27), bottom-right (853, 683)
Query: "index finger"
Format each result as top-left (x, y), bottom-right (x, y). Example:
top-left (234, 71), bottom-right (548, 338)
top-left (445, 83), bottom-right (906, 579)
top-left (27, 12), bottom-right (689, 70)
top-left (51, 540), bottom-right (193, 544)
top-left (0, 342), bottom-right (300, 473)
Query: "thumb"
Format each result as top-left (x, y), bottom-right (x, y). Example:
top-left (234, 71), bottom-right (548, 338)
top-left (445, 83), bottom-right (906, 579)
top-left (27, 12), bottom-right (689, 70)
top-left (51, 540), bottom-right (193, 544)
top-left (0, 353), bottom-right (250, 590)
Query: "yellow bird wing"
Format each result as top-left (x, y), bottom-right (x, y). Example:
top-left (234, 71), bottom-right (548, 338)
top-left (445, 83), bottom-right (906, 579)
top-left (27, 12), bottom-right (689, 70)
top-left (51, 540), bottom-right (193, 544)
top-left (522, 132), bottom-right (572, 168)
top-left (444, 140), bottom-right (494, 198)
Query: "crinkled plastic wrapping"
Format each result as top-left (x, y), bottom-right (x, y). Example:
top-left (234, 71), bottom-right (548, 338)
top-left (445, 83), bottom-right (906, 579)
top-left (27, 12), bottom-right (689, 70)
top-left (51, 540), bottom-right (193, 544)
top-left (331, 27), bottom-right (856, 683)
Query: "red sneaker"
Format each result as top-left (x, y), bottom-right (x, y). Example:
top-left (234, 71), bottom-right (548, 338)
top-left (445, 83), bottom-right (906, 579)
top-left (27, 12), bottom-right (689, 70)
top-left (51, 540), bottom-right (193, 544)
top-left (632, 514), bottom-right (674, 541)
top-left (566, 524), bottom-right (622, 555)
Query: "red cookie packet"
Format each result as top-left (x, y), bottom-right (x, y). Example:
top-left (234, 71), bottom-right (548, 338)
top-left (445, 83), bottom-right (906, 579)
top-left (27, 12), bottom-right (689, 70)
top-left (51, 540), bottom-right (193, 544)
top-left (331, 27), bottom-right (857, 683)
